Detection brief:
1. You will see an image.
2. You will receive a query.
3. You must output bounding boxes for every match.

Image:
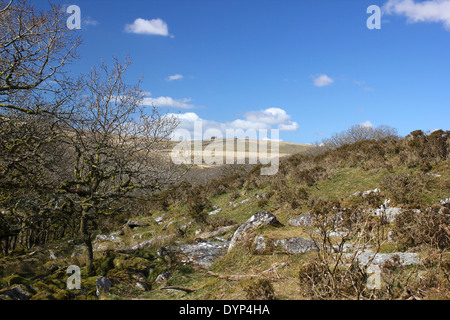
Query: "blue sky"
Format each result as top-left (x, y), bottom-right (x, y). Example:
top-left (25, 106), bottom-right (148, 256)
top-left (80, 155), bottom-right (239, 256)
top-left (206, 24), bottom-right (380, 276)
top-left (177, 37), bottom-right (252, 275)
top-left (50, 0), bottom-right (450, 144)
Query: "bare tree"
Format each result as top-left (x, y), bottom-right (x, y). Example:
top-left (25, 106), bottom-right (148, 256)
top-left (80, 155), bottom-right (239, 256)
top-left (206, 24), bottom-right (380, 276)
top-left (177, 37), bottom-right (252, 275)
top-left (0, 0), bottom-right (81, 115)
top-left (320, 124), bottom-right (399, 149)
top-left (58, 58), bottom-right (181, 274)
top-left (0, 0), bottom-right (81, 253)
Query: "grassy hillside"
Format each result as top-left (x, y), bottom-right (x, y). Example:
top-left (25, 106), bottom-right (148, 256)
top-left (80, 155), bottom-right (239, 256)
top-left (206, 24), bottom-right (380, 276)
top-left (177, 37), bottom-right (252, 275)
top-left (165, 139), bottom-right (313, 164)
top-left (1, 130), bottom-right (449, 300)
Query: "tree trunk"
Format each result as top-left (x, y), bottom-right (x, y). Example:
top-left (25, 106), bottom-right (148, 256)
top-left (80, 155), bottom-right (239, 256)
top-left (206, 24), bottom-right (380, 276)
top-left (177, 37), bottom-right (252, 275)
top-left (80, 212), bottom-right (95, 276)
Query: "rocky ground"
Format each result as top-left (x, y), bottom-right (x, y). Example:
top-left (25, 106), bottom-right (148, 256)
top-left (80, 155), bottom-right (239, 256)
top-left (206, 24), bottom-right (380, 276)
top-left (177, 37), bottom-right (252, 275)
top-left (2, 187), bottom-right (447, 300)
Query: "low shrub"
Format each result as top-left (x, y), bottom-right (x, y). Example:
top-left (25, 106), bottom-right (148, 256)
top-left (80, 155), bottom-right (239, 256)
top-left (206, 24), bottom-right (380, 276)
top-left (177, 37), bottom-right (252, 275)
top-left (241, 278), bottom-right (276, 300)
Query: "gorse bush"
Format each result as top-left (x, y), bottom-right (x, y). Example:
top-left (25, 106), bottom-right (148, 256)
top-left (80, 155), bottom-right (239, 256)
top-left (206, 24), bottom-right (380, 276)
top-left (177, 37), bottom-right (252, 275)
top-left (400, 130), bottom-right (450, 167)
top-left (390, 207), bottom-right (450, 250)
top-left (298, 257), bottom-right (368, 300)
top-left (381, 173), bottom-right (431, 206)
top-left (186, 194), bottom-right (212, 224)
top-left (241, 278), bottom-right (276, 300)
top-left (291, 166), bottom-right (329, 186)
top-left (271, 184), bottom-right (309, 210)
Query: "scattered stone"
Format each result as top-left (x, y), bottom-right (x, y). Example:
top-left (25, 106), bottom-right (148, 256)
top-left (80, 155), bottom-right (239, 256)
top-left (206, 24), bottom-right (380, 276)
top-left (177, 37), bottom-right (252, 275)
top-left (113, 229), bottom-right (125, 236)
top-left (112, 255), bottom-right (153, 274)
top-left (228, 211), bottom-right (282, 252)
top-left (196, 225), bottom-right (237, 240)
top-left (155, 271), bottom-right (171, 284)
top-left (441, 198), bottom-right (450, 207)
top-left (95, 235), bottom-right (122, 243)
top-left (0, 285), bottom-right (32, 300)
top-left (253, 236), bottom-right (267, 253)
top-left (132, 231), bottom-right (154, 240)
top-left (162, 220), bottom-right (175, 231)
top-left (346, 250), bottom-right (421, 268)
top-left (136, 282), bottom-right (145, 291)
top-left (273, 237), bottom-right (316, 254)
top-left (362, 188), bottom-right (380, 198)
top-left (428, 172), bottom-right (442, 178)
top-left (71, 251), bottom-right (82, 259)
top-left (348, 188), bottom-right (380, 199)
top-left (427, 173), bottom-right (442, 178)
top-left (49, 250), bottom-right (60, 261)
top-left (373, 199), bottom-right (404, 223)
top-left (126, 220), bottom-right (149, 229)
top-left (329, 243), bottom-right (355, 253)
top-left (208, 208), bottom-right (222, 215)
top-left (214, 237), bottom-right (229, 242)
top-left (47, 263), bottom-right (60, 273)
top-left (366, 264), bottom-right (382, 290)
top-left (155, 214), bottom-right (167, 224)
top-left (122, 234), bottom-right (173, 252)
top-left (348, 191), bottom-right (362, 198)
top-left (94, 234), bottom-right (125, 251)
top-left (253, 236), bottom-right (317, 255)
top-left (96, 276), bottom-right (112, 297)
top-left (93, 244), bottom-right (109, 252)
top-left (387, 230), bottom-right (395, 242)
top-left (240, 198), bottom-right (250, 204)
top-left (158, 241), bottom-right (230, 269)
top-left (327, 230), bottom-right (349, 237)
top-left (74, 244), bottom-right (85, 251)
top-left (179, 221), bottom-right (193, 233)
top-left (289, 211), bottom-right (314, 227)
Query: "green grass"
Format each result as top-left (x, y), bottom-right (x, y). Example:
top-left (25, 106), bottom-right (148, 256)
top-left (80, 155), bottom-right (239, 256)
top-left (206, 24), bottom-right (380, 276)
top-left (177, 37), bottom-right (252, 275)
top-left (2, 143), bottom-right (449, 300)
top-left (309, 167), bottom-right (389, 201)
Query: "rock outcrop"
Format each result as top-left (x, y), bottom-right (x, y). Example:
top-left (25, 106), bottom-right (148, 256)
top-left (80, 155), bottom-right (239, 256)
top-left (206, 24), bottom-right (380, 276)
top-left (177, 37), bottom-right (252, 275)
top-left (273, 237), bottom-right (316, 254)
top-left (125, 220), bottom-right (149, 229)
top-left (120, 234), bottom-right (174, 252)
top-left (195, 225), bottom-right (237, 240)
top-left (289, 211), bottom-right (314, 227)
top-left (96, 276), bottom-right (112, 297)
top-left (253, 235), bottom-right (317, 255)
top-left (228, 211), bottom-right (281, 252)
top-left (345, 250), bottom-right (421, 268)
top-left (0, 285), bottom-right (33, 300)
top-left (157, 240), bottom-right (230, 269)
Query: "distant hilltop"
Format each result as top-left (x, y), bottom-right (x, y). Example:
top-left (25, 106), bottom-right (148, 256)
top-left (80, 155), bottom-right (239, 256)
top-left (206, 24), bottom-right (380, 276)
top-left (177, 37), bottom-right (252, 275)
top-left (163, 138), bottom-right (314, 167)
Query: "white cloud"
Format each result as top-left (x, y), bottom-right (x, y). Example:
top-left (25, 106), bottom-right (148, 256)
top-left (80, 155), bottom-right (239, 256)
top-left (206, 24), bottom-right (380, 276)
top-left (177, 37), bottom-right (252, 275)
top-left (243, 108), bottom-right (299, 131)
top-left (125, 18), bottom-right (170, 36)
top-left (313, 74), bottom-right (334, 87)
top-left (244, 108), bottom-right (290, 126)
top-left (170, 107), bottom-right (299, 140)
top-left (383, 0), bottom-right (450, 30)
top-left (166, 74), bottom-right (184, 82)
top-left (279, 122), bottom-right (300, 131)
top-left (354, 79), bottom-right (374, 92)
top-left (141, 96), bottom-right (196, 109)
top-left (360, 121), bottom-right (375, 128)
top-left (83, 16), bottom-right (99, 27)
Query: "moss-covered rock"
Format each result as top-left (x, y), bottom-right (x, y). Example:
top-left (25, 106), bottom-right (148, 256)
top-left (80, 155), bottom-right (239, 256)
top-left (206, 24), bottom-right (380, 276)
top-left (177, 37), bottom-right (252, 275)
top-left (30, 291), bottom-right (56, 300)
top-left (0, 285), bottom-right (35, 300)
top-left (94, 256), bottom-right (115, 276)
top-left (112, 255), bottom-right (153, 275)
top-left (0, 274), bottom-right (28, 287)
top-left (31, 279), bottom-right (65, 293)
